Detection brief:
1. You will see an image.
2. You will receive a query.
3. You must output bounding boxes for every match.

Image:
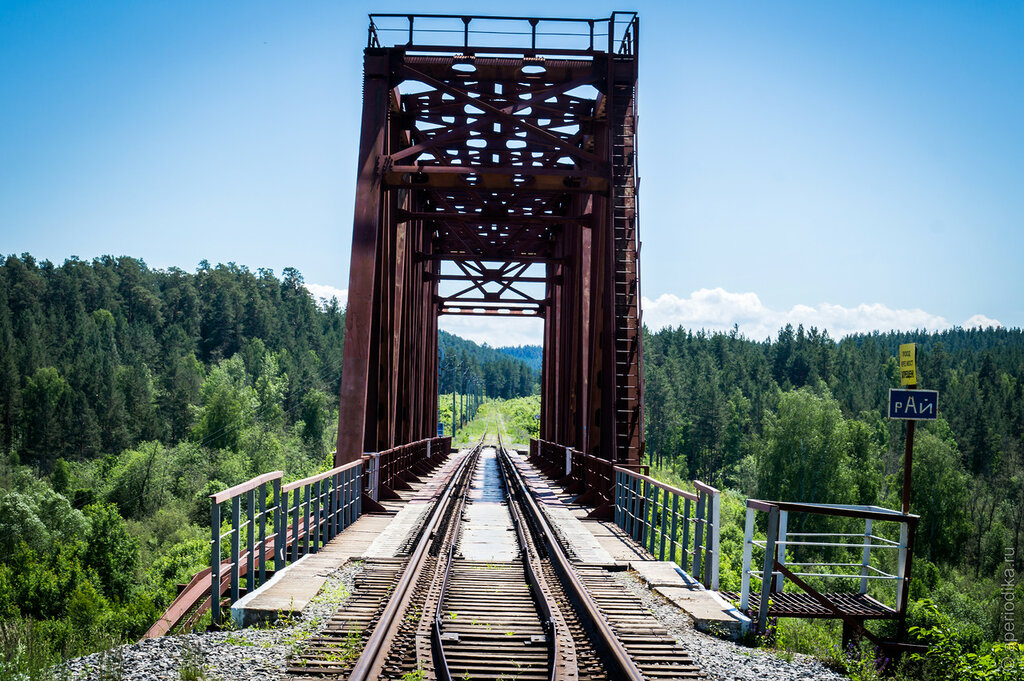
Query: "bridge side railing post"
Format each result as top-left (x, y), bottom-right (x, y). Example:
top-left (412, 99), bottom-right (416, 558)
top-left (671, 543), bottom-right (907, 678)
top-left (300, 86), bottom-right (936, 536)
top-left (245, 489), bottom-right (255, 597)
top-left (230, 495), bottom-right (240, 604)
top-left (614, 469), bottom-right (624, 527)
top-left (355, 463), bottom-right (363, 518)
top-left (258, 483), bottom-right (267, 588)
top-left (643, 478), bottom-right (655, 550)
top-left (860, 518), bottom-right (873, 595)
top-left (277, 487), bottom-right (288, 564)
top-left (774, 509), bottom-right (788, 592)
top-left (896, 521), bottom-right (909, 613)
top-left (313, 480), bottom-right (322, 553)
top-left (346, 467), bottom-right (355, 528)
top-left (758, 504), bottom-right (780, 632)
top-left (693, 480), bottom-right (721, 590)
top-left (210, 499), bottom-right (221, 626)
top-left (709, 486), bottom-right (721, 590)
top-left (344, 467), bottom-right (351, 531)
top-left (740, 505), bottom-right (755, 611)
top-left (692, 492), bottom-right (705, 583)
top-left (681, 496), bottom-right (691, 572)
top-left (370, 451), bottom-right (379, 499)
top-left (668, 493), bottom-right (679, 564)
top-left (291, 486), bottom-right (300, 563)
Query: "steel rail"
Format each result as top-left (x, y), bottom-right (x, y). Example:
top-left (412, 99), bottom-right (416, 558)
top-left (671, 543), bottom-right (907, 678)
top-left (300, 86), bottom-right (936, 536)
top-left (429, 435), bottom-right (478, 681)
top-left (346, 437), bottom-right (483, 681)
top-left (498, 443), bottom-right (646, 681)
top-left (497, 429), bottom-right (560, 681)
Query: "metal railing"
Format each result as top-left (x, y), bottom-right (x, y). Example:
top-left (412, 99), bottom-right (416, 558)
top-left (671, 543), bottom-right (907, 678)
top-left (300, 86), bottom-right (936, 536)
top-left (529, 437), bottom-right (650, 518)
top-left (530, 438), bottom-right (569, 476)
top-left (204, 435), bottom-right (452, 626)
top-left (740, 500), bottom-right (919, 635)
top-left (209, 459), bottom-right (365, 626)
top-left (367, 12), bottom-right (639, 57)
top-left (614, 469), bottom-right (721, 590)
top-left (374, 436), bottom-right (451, 498)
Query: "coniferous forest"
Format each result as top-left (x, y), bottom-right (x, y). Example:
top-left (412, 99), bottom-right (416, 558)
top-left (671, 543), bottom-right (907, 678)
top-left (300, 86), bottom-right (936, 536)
top-left (0, 253), bottom-right (537, 671)
top-left (643, 323), bottom-right (1024, 673)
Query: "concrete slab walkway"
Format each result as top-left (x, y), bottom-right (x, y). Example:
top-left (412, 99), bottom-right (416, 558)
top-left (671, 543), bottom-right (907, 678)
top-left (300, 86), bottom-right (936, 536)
top-left (231, 450), bottom-right (466, 626)
top-left (508, 449), bottom-right (751, 640)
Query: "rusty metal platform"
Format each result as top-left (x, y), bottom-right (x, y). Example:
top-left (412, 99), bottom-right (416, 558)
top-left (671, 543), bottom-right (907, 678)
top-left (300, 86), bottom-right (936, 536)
top-left (721, 590), bottom-right (896, 619)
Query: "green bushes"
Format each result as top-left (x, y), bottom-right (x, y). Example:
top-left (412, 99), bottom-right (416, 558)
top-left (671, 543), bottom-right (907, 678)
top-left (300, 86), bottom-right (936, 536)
top-left (904, 601), bottom-right (1024, 680)
top-left (0, 347), bottom-right (339, 674)
top-left (444, 396), bottom-right (540, 446)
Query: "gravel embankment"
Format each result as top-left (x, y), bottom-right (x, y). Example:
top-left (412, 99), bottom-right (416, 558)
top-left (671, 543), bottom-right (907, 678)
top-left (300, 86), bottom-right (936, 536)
top-left (62, 562), bottom-right (363, 681)
top-left (613, 570), bottom-right (849, 681)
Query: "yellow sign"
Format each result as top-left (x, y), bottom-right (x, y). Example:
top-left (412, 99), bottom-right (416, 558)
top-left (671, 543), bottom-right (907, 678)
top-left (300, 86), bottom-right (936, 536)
top-left (899, 343), bottom-right (917, 386)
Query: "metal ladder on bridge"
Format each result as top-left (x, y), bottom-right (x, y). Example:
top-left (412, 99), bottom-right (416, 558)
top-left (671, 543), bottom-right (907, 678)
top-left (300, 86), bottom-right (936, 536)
top-left (611, 69), bottom-right (643, 466)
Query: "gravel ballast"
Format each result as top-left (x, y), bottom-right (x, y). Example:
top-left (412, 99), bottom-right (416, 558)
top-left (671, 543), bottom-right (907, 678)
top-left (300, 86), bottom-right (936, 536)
top-left (62, 559), bottom-right (853, 680)
top-left (62, 562), bottom-right (363, 681)
top-left (612, 570), bottom-right (850, 681)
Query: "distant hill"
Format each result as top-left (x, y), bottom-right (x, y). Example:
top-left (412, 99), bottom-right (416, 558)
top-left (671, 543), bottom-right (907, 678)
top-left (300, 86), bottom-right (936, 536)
top-left (438, 331), bottom-right (538, 398)
top-left (496, 345), bottom-right (543, 371)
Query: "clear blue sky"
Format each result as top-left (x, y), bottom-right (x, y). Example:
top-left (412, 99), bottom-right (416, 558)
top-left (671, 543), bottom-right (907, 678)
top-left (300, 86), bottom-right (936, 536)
top-left (2, 1), bottom-right (1021, 345)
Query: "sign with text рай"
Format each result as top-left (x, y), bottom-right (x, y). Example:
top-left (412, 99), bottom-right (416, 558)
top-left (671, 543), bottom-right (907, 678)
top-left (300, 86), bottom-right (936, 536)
top-left (888, 388), bottom-right (939, 420)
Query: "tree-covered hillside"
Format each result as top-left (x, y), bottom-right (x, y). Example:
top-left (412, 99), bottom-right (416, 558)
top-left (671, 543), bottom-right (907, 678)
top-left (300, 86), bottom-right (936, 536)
top-left (438, 331), bottom-right (538, 399)
top-left (0, 254), bottom-right (348, 470)
top-left (644, 323), bottom-right (1024, 664)
top-left (496, 344), bottom-right (543, 371)
top-left (0, 255), bottom-right (540, 472)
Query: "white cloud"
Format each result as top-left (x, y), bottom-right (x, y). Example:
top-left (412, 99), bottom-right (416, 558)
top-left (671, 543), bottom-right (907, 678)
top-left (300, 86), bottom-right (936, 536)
top-left (642, 288), bottom-right (1002, 340)
top-left (306, 283), bottom-right (347, 307)
top-left (438, 315), bottom-right (544, 348)
top-left (964, 313), bottom-right (1002, 329)
top-left (308, 283), bottom-right (1002, 345)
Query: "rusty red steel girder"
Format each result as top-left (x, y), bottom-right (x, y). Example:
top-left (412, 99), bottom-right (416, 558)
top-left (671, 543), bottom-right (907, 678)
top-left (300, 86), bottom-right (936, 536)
top-left (336, 13), bottom-right (644, 469)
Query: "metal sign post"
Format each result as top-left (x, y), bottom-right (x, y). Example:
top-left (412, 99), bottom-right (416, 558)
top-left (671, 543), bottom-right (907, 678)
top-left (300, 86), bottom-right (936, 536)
top-left (890, 343), bottom-right (943, 515)
top-left (900, 343), bottom-right (916, 516)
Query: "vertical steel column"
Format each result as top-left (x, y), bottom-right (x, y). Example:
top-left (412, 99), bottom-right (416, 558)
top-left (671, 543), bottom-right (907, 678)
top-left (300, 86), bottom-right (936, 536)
top-left (336, 51), bottom-right (395, 466)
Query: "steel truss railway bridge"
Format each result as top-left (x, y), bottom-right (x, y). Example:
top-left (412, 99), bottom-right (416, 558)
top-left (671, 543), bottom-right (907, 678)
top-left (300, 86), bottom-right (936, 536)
top-left (143, 14), bottom-right (924, 678)
top-left (336, 12), bottom-right (644, 471)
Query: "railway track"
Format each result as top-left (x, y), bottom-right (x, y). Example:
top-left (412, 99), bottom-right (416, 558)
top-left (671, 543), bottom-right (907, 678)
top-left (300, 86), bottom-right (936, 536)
top-left (287, 421), bottom-right (705, 680)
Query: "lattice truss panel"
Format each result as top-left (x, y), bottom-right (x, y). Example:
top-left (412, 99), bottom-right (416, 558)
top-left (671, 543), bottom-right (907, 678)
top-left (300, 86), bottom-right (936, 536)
top-left (385, 57), bottom-right (605, 317)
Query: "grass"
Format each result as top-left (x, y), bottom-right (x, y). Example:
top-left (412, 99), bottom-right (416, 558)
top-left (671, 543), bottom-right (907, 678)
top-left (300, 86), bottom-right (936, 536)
top-left (0, 619), bottom-right (58, 681)
top-left (769, 617), bottom-right (844, 667)
top-left (448, 397), bottom-right (540, 447)
top-left (310, 579), bottom-right (350, 605)
top-left (178, 640), bottom-right (211, 681)
top-left (399, 667), bottom-right (425, 681)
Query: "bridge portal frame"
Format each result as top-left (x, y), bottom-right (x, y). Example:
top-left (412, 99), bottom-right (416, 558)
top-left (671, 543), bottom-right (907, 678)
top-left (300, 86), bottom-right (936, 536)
top-left (336, 13), bottom-right (643, 470)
